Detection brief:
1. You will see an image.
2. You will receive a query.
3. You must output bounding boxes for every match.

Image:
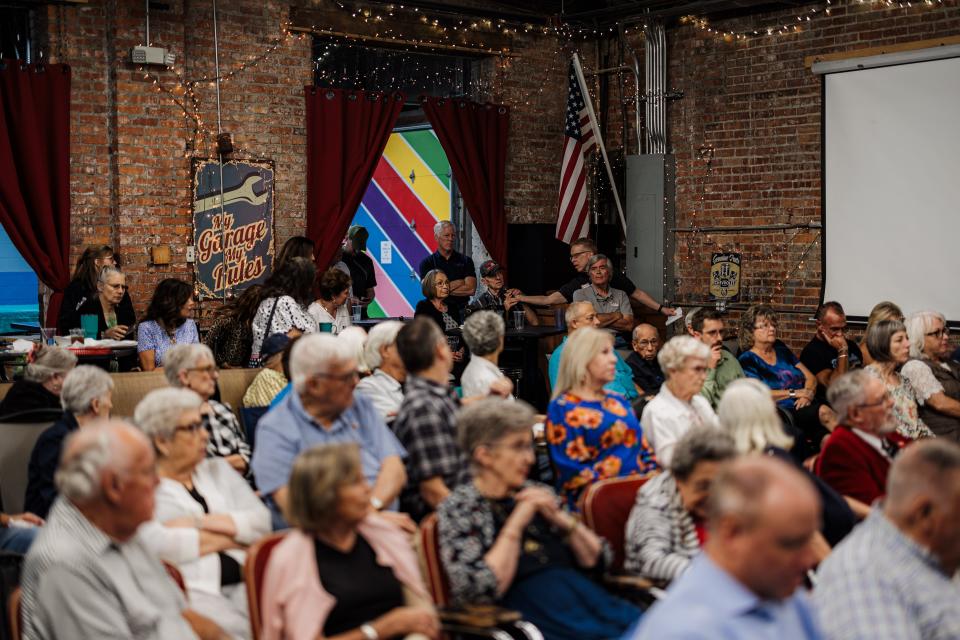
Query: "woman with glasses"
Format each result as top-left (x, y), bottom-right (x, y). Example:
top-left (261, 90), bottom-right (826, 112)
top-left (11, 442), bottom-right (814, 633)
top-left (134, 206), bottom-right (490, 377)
top-left (57, 244), bottom-right (135, 334)
top-left (439, 398), bottom-right (641, 640)
top-left (640, 336), bottom-right (719, 466)
top-left (902, 312), bottom-right (960, 442)
top-left (738, 305), bottom-right (833, 461)
top-left (415, 269), bottom-right (464, 363)
top-left (164, 343), bottom-right (251, 475)
top-left (137, 278), bottom-right (199, 371)
top-left (76, 265), bottom-right (137, 341)
top-left (864, 319), bottom-right (934, 440)
top-left (134, 387), bottom-right (270, 640)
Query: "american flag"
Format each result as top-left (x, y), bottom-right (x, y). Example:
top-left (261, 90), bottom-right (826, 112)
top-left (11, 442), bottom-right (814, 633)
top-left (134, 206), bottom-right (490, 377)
top-left (555, 59), bottom-right (596, 244)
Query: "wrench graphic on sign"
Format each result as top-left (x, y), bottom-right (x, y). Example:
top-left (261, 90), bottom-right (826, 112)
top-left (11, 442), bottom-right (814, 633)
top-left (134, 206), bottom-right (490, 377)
top-left (194, 174), bottom-right (269, 214)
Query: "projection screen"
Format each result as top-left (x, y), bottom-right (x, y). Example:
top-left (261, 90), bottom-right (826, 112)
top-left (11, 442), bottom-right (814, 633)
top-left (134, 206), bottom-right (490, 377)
top-left (818, 48), bottom-right (960, 321)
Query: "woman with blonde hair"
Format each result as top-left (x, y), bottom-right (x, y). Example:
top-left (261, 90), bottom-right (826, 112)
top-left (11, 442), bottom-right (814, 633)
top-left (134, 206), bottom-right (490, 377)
top-left (718, 378), bottom-right (858, 542)
top-left (859, 301), bottom-right (904, 365)
top-left (546, 326), bottom-right (658, 509)
top-left (260, 443), bottom-right (438, 640)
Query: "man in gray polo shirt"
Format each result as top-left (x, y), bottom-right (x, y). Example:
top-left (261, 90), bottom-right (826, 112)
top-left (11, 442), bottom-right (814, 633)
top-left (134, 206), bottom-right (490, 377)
top-left (21, 421), bottom-right (225, 640)
top-left (572, 253), bottom-right (634, 345)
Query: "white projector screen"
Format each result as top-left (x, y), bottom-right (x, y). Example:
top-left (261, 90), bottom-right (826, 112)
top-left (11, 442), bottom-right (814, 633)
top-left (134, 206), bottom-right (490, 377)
top-left (823, 54), bottom-right (960, 321)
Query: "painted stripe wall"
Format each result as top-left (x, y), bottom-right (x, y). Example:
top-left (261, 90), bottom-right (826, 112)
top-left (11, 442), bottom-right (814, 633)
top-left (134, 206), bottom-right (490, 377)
top-left (354, 129), bottom-right (451, 318)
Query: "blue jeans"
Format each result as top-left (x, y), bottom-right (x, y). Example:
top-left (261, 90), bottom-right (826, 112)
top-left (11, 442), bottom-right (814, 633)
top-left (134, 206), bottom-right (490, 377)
top-left (0, 525), bottom-right (38, 554)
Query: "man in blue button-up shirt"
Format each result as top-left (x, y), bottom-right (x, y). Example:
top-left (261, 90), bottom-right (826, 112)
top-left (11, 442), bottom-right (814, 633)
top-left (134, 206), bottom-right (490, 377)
top-left (630, 455), bottom-right (824, 640)
top-left (251, 333), bottom-right (407, 528)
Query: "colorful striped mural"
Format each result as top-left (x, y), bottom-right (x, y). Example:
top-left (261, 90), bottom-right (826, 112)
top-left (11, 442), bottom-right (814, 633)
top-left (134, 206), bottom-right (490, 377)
top-left (352, 129), bottom-right (452, 318)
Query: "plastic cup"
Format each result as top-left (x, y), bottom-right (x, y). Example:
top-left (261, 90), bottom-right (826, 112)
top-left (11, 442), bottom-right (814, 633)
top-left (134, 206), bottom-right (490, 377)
top-left (554, 308), bottom-right (565, 328)
top-left (319, 322), bottom-right (334, 333)
top-left (40, 327), bottom-right (56, 345)
top-left (512, 309), bottom-right (524, 330)
top-left (351, 304), bottom-right (362, 322)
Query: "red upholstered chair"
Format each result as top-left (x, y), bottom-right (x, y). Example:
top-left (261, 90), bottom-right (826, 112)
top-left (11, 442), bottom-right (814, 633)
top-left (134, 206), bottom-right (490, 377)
top-left (7, 586), bottom-right (20, 640)
top-left (243, 531), bottom-right (288, 640)
top-left (162, 561), bottom-right (187, 596)
top-left (417, 513), bottom-right (452, 608)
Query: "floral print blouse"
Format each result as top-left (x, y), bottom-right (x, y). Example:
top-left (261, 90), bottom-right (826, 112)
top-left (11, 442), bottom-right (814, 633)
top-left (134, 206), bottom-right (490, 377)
top-left (546, 391), bottom-right (658, 510)
top-left (865, 364), bottom-right (934, 440)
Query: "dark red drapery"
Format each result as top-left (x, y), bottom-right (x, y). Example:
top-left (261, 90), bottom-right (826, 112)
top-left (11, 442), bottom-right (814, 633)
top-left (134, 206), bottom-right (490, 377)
top-left (422, 97), bottom-right (509, 269)
top-left (0, 61), bottom-right (72, 326)
top-left (305, 87), bottom-right (404, 270)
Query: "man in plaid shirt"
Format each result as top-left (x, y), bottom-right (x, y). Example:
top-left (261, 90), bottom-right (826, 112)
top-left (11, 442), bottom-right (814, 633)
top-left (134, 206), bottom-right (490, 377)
top-left (814, 439), bottom-right (960, 640)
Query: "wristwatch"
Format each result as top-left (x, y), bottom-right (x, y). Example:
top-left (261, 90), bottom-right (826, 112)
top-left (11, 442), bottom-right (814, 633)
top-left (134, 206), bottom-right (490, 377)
top-left (789, 389), bottom-right (796, 399)
top-left (360, 623), bottom-right (379, 640)
top-left (370, 496), bottom-right (384, 511)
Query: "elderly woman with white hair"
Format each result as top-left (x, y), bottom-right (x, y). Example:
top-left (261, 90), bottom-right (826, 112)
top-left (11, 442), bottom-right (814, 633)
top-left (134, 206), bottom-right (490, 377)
top-left (901, 311), bottom-right (960, 442)
top-left (718, 378), bottom-right (857, 546)
top-left (461, 310), bottom-right (514, 399)
top-left (0, 345), bottom-right (76, 416)
top-left (164, 343), bottom-right (251, 474)
top-left (547, 326), bottom-right (658, 510)
top-left (624, 426), bottom-right (736, 584)
top-left (24, 366), bottom-right (114, 519)
top-left (135, 387), bottom-right (270, 640)
top-left (440, 398), bottom-right (641, 640)
top-left (355, 320), bottom-right (407, 422)
top-left (640, 336), bottom-right (719, 466)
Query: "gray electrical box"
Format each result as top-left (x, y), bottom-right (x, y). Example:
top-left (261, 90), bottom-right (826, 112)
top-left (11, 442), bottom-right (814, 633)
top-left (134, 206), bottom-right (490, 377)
top-left (625, 154), bottom-right (675, 304)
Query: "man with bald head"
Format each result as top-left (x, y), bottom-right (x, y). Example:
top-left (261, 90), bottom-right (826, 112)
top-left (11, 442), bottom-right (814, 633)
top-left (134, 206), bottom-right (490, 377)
top-left (21, 420), bottom-right (226, 639)
top-left (815, 439), bottom-right (960, 639)
top-left (626, 323), bottom-right (665, 397)
top-left (548, 301), bottom-right (639, 401)
top-left (631, 455), bottom-right (824, 639)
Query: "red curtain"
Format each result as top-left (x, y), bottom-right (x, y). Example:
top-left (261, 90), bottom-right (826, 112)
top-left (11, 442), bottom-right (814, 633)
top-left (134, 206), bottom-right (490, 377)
top-left (422, 97), bottom-right (509, 269)
top-left (305, 87), bottom-right (404, 270)
top-left (0, 61), bottom-right (72, 326)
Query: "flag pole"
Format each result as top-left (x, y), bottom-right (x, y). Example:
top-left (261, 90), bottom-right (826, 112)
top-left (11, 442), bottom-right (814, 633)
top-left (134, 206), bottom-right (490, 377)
top-left (572, 52), bottom-right (627, 235)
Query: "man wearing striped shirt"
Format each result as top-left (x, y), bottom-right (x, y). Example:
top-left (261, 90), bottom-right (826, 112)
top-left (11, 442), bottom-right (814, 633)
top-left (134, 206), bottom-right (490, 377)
top-left (814, 439), bottom-right (960, 640)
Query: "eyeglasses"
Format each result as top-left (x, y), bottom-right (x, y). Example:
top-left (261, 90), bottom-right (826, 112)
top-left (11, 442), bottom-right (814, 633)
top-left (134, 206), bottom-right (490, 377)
top-left (925, 328), bottom-right (950, 339)
top-left (174, 421), bottom-right (204, 434)
top-left (857, 392), bottom-right (891, 410)
top-left (569, 250), bottom-right (591, 262)
top-left (314, 369), bottom-right (361, 383)
top-left (634, 339), bottom-right (659, 348)
top-left (187, 365), bottom-right (218, 375)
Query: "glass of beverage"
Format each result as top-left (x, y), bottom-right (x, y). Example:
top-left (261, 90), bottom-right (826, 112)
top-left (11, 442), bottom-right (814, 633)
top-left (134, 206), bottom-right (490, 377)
top-left (69, 328), bottom-right (85, 345)
top-left (40, 327), bottom-right (56, 345)
top-left (512, 308), bottom-right (524, 330)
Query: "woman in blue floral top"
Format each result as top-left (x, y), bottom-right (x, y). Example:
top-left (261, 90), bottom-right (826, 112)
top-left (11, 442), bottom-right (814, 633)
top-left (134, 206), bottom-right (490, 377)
top-left (137, 278), bottom-right (199, 371)
top-left (547, 327), bottom-right (658, 510)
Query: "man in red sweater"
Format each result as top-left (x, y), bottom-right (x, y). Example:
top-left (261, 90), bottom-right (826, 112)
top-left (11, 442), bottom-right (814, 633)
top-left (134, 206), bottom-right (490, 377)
top-left (816, 369), bottom-right (910, 510)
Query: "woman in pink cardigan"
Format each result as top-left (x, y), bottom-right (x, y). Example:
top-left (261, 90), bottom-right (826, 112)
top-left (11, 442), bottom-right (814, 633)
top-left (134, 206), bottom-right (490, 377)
top-left (260, 443), bottom-right (440, 640)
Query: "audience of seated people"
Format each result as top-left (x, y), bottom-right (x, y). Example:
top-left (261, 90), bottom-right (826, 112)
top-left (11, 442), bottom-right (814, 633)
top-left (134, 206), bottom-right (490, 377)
top-left (251, 333), bottom-right (407, 528)
top-left (718, 378), bottom-right (857, 545)
top-left (418, 220), bottom-right (476, 320)
top-left (902, 310), bottom-right (960, 442)
top-left (134, 387), bottom-right (270, 640)
top-left (814, 439), bottom-right (960, 640)
top-left (137, 278), bottom-right (199, 371)
top-left (466, 259), bottom-right (539, 326)
top-left (308, 267), bottom-right (353, 335)
top-left (624, 323), bottom-right (665, 399)
top-left (261, 443), bottom-right (439, 640)
top-left (57, 244), bottom-right (135, 335)
top-left (414, 268), bottom-right (465, 365)
top-left (738, 304), bottom-right (835, 460)
top-left (516, 236), bottom-right (673, 318)
top-left (864, 319), bottom-right (934, 439)
top-left (76, 265), bottom-right (137, 342)
top-left (800, 301), bottom-right (864, 401)
top-left (572, 254), bottom-right (634, 345)
top-left (817, 369), bottom-right (911, 507)
top-left (624, 426), bottom-right (736, 584)
top-left (641, 336), bottom-right (719, 466)
top-left (547, 325), bottom-right (658, 509)
top-left (0, 345), bottom-right (76, 416)
top-left (164, 344), bottom-right (251, 477)
top-left (550, 301), bottom-right (640, 402)
top-left (859, 300), bottom-right (904, 366)
top-left (250, 256), bottom-right (317, 362)
top-left (461, 310), bottom-right (515, 399)
top-left (392, 317), bottom-right (472, 521)
top-left (354, 320), bottom-right (406, 423)
top-left (689, 308), bottom-right (744, 408)
top-left (439, 398), bottom-right (642, 640)
top-left (631, 455), bottom-right (824, 639)
top-left (241, 333), bottom-right (290, 410)
top-left (21, 421), bottom-right (227, 639)
top-left (25, 365), bottom-right (114, 519)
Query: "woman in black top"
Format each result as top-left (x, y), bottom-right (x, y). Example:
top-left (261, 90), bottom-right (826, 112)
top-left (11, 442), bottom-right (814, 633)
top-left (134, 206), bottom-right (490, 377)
top-left (415, 269), bottom-right (464, 364)
top-left (75, 266), bottom-right (137, 340)
top-left (57, 245), bottom-right (135, 334)
top-left (0, 345), bottom-right (76, 417)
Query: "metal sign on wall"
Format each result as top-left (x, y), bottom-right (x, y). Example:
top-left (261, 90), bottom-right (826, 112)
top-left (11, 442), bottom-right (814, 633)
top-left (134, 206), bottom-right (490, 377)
top-left (710, 252), bottom-right (742, 302)
top-left (192, 159), bottom-right (274, 297)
